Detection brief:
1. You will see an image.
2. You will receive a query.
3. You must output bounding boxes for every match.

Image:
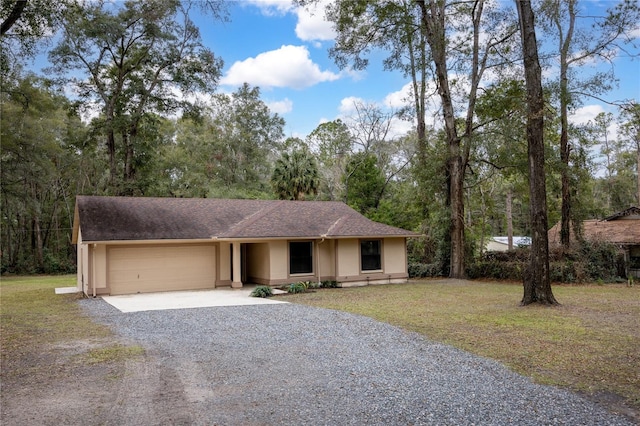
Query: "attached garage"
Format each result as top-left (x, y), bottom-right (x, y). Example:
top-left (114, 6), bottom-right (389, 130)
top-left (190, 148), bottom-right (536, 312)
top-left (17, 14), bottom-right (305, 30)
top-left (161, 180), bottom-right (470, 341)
top-left (108, 244), bottom-right (216, 295)
top-left (73, 196), bottom-right (418, 296)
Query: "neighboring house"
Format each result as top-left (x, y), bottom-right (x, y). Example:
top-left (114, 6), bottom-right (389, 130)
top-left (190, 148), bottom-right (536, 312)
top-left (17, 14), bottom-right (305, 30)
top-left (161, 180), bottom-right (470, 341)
top-left (73, 196), bottom-right (419, 296)
top-left (485, 236), bottom-right (531, 252)
top-left (548, 206), bottom-right (640, 278)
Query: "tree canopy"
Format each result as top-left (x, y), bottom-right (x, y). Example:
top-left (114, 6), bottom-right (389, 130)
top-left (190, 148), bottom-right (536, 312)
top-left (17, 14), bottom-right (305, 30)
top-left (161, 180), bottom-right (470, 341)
top-left (1, 0), bottom-right (638, 295)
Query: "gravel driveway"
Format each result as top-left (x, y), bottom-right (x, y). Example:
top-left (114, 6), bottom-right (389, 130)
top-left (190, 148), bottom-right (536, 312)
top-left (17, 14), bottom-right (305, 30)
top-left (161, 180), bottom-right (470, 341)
top-left (80, 298), bottom-right (632, 426)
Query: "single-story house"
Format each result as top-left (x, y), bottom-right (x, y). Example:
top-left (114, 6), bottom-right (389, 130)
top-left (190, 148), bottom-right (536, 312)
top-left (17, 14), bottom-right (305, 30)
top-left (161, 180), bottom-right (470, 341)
top-left (548, 206), bottom-right (640, 278)
top-left (72, 196), bottom-right (419, 296)
top-left (485, 236), bottom-right (531, 252)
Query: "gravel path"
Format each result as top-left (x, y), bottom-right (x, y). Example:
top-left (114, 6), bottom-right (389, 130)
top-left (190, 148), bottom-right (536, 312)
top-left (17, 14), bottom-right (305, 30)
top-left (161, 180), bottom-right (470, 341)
top-left (80, 298), bottom-right (633, 426)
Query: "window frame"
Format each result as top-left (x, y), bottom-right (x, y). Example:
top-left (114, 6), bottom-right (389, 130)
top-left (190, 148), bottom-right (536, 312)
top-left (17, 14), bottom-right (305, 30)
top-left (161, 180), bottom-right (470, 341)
top-left (360, 239), bottom-right (382, 272)
top-left (289, 241), bottom-right (314, 276)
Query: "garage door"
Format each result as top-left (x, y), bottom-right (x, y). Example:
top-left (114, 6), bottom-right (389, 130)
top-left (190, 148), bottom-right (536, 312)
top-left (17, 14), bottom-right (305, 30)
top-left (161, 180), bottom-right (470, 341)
top-left (108, 245), bottom-right (216, 295)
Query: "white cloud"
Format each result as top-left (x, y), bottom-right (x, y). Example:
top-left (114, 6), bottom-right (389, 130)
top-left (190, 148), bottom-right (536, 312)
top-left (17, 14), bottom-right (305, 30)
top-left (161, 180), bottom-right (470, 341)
top-left (338, 96), bottom-right (365, 115)
top-left (295, 1), bottom-right (335, 42)
top-left (267, 98), bottom-right (293, 114)
top-left (220, 45), bottom-right (341, 89)
top-left (243, 0), bottom-right (294, 16)
top-left (569, 104), bottom-right (606, 125)
top-left (244, 0), bottom-right (334, 43)
top-left (387, 116), bottom-right (414, 138)
top-left (383, 82), bottom-right (414, 109)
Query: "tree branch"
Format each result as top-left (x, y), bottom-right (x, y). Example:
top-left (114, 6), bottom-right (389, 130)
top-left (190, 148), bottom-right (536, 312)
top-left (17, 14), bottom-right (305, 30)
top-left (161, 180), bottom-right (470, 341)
top-left (1, 0), bottom-right (27, 35)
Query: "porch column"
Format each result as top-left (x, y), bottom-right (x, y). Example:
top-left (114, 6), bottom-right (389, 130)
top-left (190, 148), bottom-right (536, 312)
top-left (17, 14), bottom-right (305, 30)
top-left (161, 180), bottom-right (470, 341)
top-left (232, 242), bottom-right (242, 288)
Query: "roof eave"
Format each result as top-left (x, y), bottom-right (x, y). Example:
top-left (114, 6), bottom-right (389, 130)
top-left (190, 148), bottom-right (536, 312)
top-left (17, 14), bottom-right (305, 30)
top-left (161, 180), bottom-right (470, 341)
top-left (77, 238), bottom-right (214, 245)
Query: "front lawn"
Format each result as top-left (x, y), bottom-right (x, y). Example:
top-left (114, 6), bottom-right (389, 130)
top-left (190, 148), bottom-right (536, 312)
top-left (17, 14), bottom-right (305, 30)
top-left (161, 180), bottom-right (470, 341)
top-left (0, 275), bottom-right (142, 386)
top-left (284, 279), bottom-right (640, 417)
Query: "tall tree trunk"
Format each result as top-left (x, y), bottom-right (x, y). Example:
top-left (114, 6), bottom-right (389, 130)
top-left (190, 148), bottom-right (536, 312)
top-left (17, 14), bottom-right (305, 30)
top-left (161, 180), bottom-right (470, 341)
top-left (559, 84), bottom-right (572, 245)
top-left (557, 0), bottom-right (576, 247)
top-left (449, 155), bottom-right (466, 278)
top-left (418, 0), bottom-right (465, 278)
top-left (32, 215), bottom-right (44, 272)
top-left (516, 0), bottom-right (558, 306)
top-left (106, 128), bottom-right (117, 188)
top-left (123, 130), bottom-right (135, 184)
top-left (636, 145), bottom-right (640, 206)
top-left (507, 187), bottom-right (513, 250)
top-left (407, 11), bottom-right (430, 218)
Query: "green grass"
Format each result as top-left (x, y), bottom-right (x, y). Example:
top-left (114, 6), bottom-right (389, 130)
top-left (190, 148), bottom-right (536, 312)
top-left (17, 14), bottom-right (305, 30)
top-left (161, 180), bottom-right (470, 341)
top-left (284, 279), bottom-right (640, 412)
top-left (0, 275), bottom-right (141, 368)
top-left (3, 275), bottom-right (637, 415)
top-left (82, 344), bottom-right (145, 364)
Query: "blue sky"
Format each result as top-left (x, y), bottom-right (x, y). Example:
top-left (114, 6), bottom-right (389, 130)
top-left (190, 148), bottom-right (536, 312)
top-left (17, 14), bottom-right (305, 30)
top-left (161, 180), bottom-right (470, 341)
top-left (22, 0), bottom-right (639, 143)
top-left (193, 0), bottom-right (639, 142)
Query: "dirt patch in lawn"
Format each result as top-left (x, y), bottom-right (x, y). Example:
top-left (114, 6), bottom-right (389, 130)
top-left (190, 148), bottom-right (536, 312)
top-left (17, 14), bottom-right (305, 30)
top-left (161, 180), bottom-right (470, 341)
top-left (0, 276), bottom-right (193, 425)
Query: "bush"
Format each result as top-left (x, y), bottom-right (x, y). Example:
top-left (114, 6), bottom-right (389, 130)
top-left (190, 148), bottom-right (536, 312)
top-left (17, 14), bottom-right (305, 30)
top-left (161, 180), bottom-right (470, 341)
top-left (468, 240), bottom-right (625, 283)
top-left (408, 262), bottom-right (442, 278)
top-left (320, 280), bottom-right (339, 288)
top-left (250, 286), bottom-right (273, 298)
top-left (466, 260), bottom-right (524, 280)
top-left (287, 282), bottom-right (307, 294)
top-left (305, 280), bottom-right (320, 289)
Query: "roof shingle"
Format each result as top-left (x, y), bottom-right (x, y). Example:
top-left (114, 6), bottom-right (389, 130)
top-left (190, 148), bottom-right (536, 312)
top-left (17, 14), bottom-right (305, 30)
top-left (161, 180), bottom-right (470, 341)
top-left (548, 207), bottom-right (640, 246)
top-left (74, 196), bottom-right (418, 242)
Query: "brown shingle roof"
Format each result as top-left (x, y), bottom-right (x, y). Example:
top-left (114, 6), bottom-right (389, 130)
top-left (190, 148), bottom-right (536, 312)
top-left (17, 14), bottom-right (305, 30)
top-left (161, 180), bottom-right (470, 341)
top-left (548, 207), bottom-right (640, 246)
top-left (73, 196), bottom-right (418, 243)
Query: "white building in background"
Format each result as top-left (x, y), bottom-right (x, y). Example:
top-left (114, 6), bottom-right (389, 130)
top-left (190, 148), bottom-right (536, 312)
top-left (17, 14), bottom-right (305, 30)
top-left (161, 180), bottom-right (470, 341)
top-left (485, 236), bottom-right (531, 252)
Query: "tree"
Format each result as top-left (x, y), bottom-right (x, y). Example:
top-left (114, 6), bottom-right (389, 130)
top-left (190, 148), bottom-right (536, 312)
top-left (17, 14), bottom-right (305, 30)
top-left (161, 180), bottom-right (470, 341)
top-left (0, 0), bottom-right (72, 79)
top-left (160, 84), bottom-right (285, 200)
top-left (617, 102), bottom-right (640, 206)
top-left (271, 148), bottom-right (320, 201)
top-left (538, 0), bottom-right (640, 247)
top-left (48, 0), bottom-right (225, 194)
top-left (317, 0), bottom-right (518, 278)
top-left (415, 0), bottom-right (520, 278)
top-left (590, 112), bottom-right (616, 210)
top-left (1, 75), bottom-right (84, 273)
top-left (473, 79), bottom-right (532, 251)
top-left (307, 119), bottom-right (352, 200)
top-left (343, 152), bottom-right (386, 216)
top-left (208, 83), bottom-right (285, 196)
top-left (516, 0), bottom-right (558, 306)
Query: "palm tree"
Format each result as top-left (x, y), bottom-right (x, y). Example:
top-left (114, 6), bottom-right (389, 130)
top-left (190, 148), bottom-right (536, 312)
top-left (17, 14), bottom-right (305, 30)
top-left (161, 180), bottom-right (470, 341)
top-left (271, 149), bottom-right (320, 201)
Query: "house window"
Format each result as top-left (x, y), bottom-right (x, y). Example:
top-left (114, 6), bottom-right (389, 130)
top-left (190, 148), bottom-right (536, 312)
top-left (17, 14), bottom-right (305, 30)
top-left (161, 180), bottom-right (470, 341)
top-left (290, 241), bottom-right (313, 275)
top-left (630, 246), bottom-right (640, 269)
top-left (361, 240), bottom-right (382, 271)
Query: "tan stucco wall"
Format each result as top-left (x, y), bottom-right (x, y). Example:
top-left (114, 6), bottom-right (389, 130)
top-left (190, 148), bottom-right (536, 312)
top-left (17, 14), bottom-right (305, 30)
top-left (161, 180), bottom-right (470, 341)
top-left (383, 238), bottom-right (407, 274)
top-left (77, 234), bottom-right (410, 294)
top-left (318, 239), bottom-right (335, 278)
top-left (334, 237), bottom-right (409, 286)
top-left (247, 243), bottom-right (270, 282)
top-left (77, 228), bottom-right (89, 293)
top-left (218, 241), bottom-right (231, 285)
top-left (336, 239), bottom-right (360, 277)
top-left (269, 240), bottom-right (289, 280)
top-left (92, 244), bottom-right (108, 290)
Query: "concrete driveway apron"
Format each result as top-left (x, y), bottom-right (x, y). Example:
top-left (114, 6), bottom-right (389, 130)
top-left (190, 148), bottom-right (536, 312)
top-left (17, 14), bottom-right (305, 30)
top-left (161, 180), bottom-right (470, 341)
top-left (101, 286), bottom-right (287, 313)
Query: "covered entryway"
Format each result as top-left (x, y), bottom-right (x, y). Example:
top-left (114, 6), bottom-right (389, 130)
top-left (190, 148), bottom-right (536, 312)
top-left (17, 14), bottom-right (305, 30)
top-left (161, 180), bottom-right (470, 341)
top-left (107, 244), bottom-right (216, 295)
